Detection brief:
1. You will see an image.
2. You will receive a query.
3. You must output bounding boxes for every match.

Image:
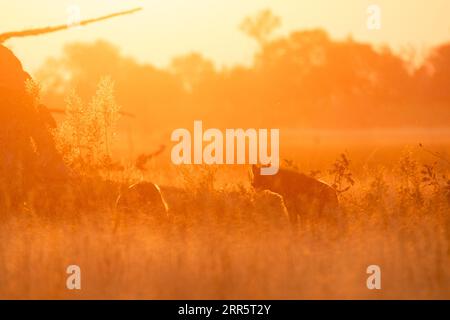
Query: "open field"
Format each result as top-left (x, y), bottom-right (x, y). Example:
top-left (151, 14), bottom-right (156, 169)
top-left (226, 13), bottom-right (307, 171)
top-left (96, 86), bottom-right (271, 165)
top-left (2, 0), bottom-right (450, 302)
top-left (1, 138), bottom-right (449, 300)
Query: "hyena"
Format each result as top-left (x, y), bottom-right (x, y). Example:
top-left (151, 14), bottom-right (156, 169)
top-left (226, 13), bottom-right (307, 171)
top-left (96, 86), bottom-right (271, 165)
top-left (253, 189), bottom-right (290, 228)
top-left (116, 181), bottom-right (169, 217)
top-left (251, 165), bottom-right (340, 225)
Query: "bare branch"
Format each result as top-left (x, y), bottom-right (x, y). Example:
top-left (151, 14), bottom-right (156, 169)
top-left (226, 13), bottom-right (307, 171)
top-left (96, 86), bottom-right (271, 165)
top-left (0, 7), bottom-right (142, 43)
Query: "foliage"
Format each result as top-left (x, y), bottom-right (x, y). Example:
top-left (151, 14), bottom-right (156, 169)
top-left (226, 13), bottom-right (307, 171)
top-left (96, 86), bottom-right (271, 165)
top-left (53, 77), bottom-right (121, 175)
top-left (1, 151), bottom-right (449, 299)
top-left (240, 9), bottom-right (281, 46)
top-left (329, 153), bottom-right (354, 194)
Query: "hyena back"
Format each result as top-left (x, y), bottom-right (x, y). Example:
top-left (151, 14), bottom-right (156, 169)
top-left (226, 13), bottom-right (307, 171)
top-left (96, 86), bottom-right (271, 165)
top-left (251, 165), bottom-right (339, 225)
top-left (116, 181), bottom-right (169, 217)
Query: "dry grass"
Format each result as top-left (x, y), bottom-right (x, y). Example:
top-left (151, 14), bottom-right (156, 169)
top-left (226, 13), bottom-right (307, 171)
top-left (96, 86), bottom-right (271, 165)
top-left (1, 82), bottom-right (449, 300)
top-left (0, 155), bottom-right (449, 300)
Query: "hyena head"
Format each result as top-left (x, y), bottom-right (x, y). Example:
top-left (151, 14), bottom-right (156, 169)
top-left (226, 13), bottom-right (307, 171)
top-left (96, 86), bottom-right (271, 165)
top-left (250, 165), bottom-right (278, 191)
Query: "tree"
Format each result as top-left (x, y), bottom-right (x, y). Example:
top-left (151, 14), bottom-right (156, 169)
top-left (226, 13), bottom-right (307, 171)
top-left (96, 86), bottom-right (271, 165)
top-left (240, 9), bottom-right (281, 47)
top-left (170, 53), bottom-right (215, 93)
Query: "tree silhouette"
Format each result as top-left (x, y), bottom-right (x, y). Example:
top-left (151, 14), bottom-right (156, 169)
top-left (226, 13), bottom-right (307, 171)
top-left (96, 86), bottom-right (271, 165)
top-left (37, 30), bottom-right (450, 131)
top-left (240, 9), bottom-right (281, 47)
top-left (425, 43), bottom-right (450, 101)
top-left (170, 53), bottom-right (215, 93)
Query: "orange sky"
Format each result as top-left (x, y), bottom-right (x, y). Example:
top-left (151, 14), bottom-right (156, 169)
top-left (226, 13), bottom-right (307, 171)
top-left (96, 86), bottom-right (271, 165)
top-left (1, 0), bottom-right (450, 74)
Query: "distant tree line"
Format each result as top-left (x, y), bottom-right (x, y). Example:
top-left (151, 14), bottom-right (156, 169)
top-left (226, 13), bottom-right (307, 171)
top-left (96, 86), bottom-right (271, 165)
top-left (38, 11), bottom-right (450, 132)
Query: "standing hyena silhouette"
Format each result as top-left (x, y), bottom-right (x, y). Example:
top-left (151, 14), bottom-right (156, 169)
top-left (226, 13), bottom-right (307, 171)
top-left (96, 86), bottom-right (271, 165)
top-left (251, 165), bottom-right (340, 226)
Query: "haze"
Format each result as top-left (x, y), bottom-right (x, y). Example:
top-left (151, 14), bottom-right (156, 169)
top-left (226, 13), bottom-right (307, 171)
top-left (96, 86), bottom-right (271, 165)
top-left (1, 0), bottom-right (449, 73)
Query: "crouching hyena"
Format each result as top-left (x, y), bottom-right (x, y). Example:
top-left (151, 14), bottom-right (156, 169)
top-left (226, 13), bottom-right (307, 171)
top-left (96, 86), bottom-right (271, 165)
top-left (116, 181), bottom-right (169, 218)
top-left (251, 165), bottom-right (340, 226)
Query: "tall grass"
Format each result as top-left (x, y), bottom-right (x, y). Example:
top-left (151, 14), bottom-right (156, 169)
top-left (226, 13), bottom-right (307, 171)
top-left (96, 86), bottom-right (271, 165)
top-left (53, 76), bottom-right (121, 176)
top-left (0, 156), bottom-right (449, 299)
top-left (0, 81), bottom-right (449, 299)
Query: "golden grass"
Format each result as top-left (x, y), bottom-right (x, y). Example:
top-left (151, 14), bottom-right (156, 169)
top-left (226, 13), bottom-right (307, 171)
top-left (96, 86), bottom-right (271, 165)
top-left (0, 154), bottom-right (449, 300)
top-left (1, 81), bottom-right (449, 299)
